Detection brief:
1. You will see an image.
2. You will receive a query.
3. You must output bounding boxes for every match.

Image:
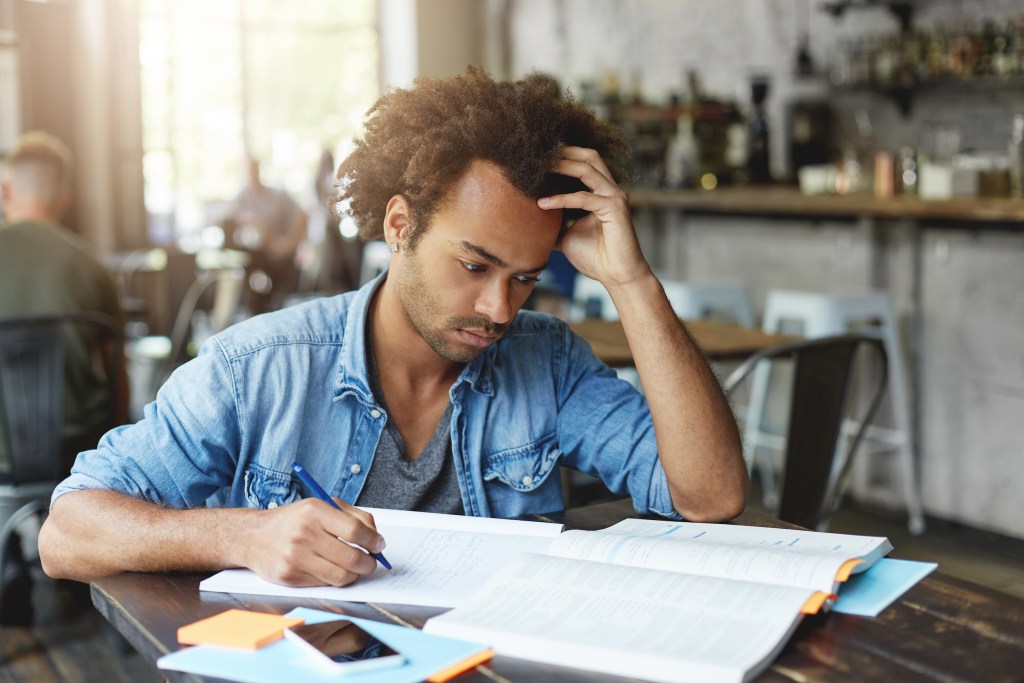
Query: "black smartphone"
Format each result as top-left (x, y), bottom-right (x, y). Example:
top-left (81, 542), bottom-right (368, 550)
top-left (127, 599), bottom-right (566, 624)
top-left (284, 620), bottom-right (405, 673)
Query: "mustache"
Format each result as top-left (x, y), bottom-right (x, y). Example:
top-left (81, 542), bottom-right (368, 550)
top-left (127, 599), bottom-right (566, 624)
top-left (449, 317), bottom-right (507, 335)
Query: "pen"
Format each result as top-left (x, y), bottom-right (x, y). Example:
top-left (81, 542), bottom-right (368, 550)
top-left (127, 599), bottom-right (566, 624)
top-left (290, 462), bottom-right (393, 571)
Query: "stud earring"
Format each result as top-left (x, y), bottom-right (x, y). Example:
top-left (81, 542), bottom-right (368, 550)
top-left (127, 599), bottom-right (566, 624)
top-left (387, 242), bottom-right (398, 254)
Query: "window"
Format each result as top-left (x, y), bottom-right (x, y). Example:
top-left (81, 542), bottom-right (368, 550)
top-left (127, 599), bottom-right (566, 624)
top-left (139, 0), bottom-right (378, 245)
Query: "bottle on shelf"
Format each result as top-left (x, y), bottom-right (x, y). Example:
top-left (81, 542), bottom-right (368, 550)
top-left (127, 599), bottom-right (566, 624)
top-left (1010, 113), bottom-right (1024, 198)
top-left (746, 76), bottom-right (772, 184)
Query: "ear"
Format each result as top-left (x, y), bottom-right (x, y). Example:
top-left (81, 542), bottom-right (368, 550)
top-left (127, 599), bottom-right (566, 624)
top-left (382, 194), bottom-right (414, 247)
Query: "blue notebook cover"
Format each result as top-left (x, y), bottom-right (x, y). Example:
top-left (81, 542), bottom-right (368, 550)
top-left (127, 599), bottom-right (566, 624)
top-left (157, 607), bottom-right (489, 683)
top-left (833, 558), bottom-right (938, 617)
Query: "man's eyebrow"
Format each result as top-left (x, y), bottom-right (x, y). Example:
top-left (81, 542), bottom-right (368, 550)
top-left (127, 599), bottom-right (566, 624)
top-left (458, 240), bottom-right (547, 273)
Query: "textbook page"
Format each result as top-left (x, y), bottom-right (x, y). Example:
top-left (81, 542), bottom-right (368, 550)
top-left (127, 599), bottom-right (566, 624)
top-left (547, 519), bottom-right (892, 594)
top-left (200, 509), bottom-right (562, 608)
top-left (424, 553), bottom-right (816, 683)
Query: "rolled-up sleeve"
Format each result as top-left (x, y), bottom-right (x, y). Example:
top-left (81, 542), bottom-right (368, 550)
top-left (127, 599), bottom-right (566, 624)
top-left (553, 323), bottom-right (681, 520)
top-left (51, 338), bottom-right (243, 509)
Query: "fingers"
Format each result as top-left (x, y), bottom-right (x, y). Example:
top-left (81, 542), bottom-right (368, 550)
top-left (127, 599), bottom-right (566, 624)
top-left (539, 189), bottom-right (629, 216)
top-left (254, 499), bottom-right (384, 587)
top-left (334, 498), bottom-right (379, 533)
top-left (316, 500), bottom-right (386, 555)
top-left (562, 145), bottom-right (614, 182)
top-left (550, 158), bottom-right (623, 198)
top-left (281, 552), bottom-right (369, 587)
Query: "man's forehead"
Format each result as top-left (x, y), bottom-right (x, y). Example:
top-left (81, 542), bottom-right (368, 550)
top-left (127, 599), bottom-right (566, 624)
top-left (450, 238), bottom-right (549, 273)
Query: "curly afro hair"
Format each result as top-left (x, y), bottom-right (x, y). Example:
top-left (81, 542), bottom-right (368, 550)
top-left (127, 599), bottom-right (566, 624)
top-left (334, 66), bottom-right (629, 246)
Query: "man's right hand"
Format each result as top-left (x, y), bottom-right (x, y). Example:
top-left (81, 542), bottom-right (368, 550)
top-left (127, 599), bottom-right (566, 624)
top-left (241, 498), bottom-right (386, 587)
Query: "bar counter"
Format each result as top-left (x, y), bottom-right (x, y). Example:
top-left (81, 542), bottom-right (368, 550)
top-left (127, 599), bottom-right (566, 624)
top-left (629, 186), bottom-right (1024, 224)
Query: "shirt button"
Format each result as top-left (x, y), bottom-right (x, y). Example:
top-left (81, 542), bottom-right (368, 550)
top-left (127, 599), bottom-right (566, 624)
top-left (521, 475), bottom-right (533, 486)
top-left (267, 501), bottom-right (278, 509)
top-left (351, 464), bottom-right (362, 475)
top-left (370, 408), bottom-right (381, 418)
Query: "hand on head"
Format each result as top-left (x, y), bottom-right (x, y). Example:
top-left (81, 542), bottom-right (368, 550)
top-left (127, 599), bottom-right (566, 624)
top-left (538, 146), bottom-right (651, 289)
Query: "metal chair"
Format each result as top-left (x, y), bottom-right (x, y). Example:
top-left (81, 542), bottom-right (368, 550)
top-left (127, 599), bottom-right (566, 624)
top-left (723, 334), bottom-right (889, 530)
top-left (0, 313), bottom-right (122, 618)
top-left (745, 288), bottom-right (925, 534)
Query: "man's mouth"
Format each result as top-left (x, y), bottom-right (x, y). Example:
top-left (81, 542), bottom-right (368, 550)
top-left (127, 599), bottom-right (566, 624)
top-left (456, 328), bottom-right (502, 347)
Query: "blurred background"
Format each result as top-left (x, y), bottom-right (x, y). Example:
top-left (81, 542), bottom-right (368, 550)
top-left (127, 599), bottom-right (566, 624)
top-left (1, 0), bottom-right (1023, 678)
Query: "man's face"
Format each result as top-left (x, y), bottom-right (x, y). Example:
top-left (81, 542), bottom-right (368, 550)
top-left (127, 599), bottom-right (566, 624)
top-left (391, 160), bottom-right (561, 363)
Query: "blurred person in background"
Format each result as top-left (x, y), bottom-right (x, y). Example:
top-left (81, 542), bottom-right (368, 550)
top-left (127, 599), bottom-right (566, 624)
top-left (229, 157), bottom-right (308, 307)
top-left (313, 149), bottom-right (361, 293)
top-left (0, 131), bottom-right (126, 625)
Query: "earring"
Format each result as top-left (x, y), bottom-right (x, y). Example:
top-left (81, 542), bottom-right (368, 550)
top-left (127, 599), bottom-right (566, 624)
top-left (387, 242), bottom-right (398, 254)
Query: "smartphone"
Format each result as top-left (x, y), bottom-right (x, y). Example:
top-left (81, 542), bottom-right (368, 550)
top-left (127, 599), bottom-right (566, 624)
top-left (284, 620), bottom-right (405, 673)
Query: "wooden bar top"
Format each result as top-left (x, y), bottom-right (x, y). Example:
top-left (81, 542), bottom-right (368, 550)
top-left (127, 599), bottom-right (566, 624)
top-left (629, 186), bottom-right (1024, 223)
top-left (571, 317), bottom-right (793, 367)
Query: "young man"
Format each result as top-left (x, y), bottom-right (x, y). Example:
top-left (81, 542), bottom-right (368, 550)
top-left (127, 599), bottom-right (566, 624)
top-left (39, 69), bottom-right (746, 590)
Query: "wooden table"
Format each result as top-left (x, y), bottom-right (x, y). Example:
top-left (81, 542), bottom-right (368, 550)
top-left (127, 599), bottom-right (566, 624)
top-left (571, 318), bottom-right (793, 367)
top-left (92, 499), bottom-right (1024, 683)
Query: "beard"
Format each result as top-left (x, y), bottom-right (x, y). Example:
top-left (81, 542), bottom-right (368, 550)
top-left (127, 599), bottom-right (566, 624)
top-left (396, 250), bottom-right (507, 363)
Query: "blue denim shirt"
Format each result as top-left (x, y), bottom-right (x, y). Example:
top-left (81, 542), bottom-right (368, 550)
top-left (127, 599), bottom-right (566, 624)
top-left (52, 276), bottom-right (680, 519)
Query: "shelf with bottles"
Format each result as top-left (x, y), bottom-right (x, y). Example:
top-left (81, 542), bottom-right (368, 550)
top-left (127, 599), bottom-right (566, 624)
top-left (824, 10), bottom-right (1024, 114)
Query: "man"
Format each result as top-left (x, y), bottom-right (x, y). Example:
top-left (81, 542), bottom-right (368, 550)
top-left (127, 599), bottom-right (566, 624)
top-left (39, 69), bottom-right (746, 590)
top-left (0, 131), bottom-right (125, 624)
top-left (229, 157), bottom-right (308, 306)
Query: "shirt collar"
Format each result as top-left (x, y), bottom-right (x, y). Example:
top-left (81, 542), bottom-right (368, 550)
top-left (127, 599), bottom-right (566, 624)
top-left (333, 273), bottom-right (495, 404)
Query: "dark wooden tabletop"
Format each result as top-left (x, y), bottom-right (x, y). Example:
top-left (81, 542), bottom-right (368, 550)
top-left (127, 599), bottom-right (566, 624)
top-left (570, 318), bottom-right (793, 367)
top-left (91, 499), bottom-right (1024, 683)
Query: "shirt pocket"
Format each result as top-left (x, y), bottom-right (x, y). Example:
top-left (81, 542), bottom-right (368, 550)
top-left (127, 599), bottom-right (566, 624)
top-left (243, 463), bottom-right (301, 509)
top-left (482, 434), bottom-right (562, 493)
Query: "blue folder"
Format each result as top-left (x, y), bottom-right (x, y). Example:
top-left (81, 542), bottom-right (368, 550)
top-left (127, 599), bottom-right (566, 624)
top-left (833, 558), bottom-right (938, 617)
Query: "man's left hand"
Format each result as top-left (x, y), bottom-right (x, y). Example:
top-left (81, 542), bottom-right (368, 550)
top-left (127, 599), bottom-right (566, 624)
top-left (537, 146), bottom-right (651, 291)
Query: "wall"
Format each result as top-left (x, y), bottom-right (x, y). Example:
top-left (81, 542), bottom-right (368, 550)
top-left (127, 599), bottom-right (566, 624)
top-left (380, 0), bottom-right (484, 90)
top-left (502, 0), bottom-right (1024, 177)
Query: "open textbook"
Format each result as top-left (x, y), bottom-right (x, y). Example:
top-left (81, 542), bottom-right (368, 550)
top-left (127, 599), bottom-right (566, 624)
top-left (422, 519), bottom-right (893, 683)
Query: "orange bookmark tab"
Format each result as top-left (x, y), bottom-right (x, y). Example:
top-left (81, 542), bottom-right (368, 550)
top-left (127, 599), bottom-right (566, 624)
top-left (801, 592), bottom-right (831, 615)
top-left (177, 609), bottom-right (304, 650)
top-left (835, 558), bottom-right (864, 583)
top-left (426, 648), bottom-right (495, 682)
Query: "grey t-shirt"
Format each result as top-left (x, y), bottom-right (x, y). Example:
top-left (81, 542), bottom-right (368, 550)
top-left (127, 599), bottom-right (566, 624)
top-left (355, 339), bottom-right (464, 515)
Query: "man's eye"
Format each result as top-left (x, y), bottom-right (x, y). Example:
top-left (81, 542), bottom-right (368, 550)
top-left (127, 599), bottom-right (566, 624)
top-left (460, 261), bottom-right (485, 273)
top-left (515, 275), bottom-right (541, 284)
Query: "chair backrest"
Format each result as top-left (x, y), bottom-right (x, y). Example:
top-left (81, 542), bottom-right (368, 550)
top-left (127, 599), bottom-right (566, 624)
top-left (660, 280), bottom-right (756, 327)
top-left (572, 276), bottom-right (757, 327)
top-left (723, 334), bottom-right (888, 530)
top-left (0, 313), bottom-right (122, 485)
top-left (571, 275), bottom-right (618, 321)
top-left (155, 267), bottom-right (245, 391)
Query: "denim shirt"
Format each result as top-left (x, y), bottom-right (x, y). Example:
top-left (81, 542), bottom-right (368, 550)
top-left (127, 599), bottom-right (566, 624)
top-left (52, 276), bottom-right (680, 520)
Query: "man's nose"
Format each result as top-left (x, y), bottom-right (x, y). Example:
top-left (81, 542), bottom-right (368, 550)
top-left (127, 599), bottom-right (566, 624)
top-left (475, 278), bottom-right (512, 326)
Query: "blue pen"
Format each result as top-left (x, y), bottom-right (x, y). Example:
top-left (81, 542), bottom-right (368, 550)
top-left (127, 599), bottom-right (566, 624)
top-left (290, 462), bottom-right (392, 570)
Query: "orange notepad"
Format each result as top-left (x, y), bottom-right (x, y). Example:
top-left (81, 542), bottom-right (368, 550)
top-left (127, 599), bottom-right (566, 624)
top-left (177, 609), bottom-right (305, 650)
